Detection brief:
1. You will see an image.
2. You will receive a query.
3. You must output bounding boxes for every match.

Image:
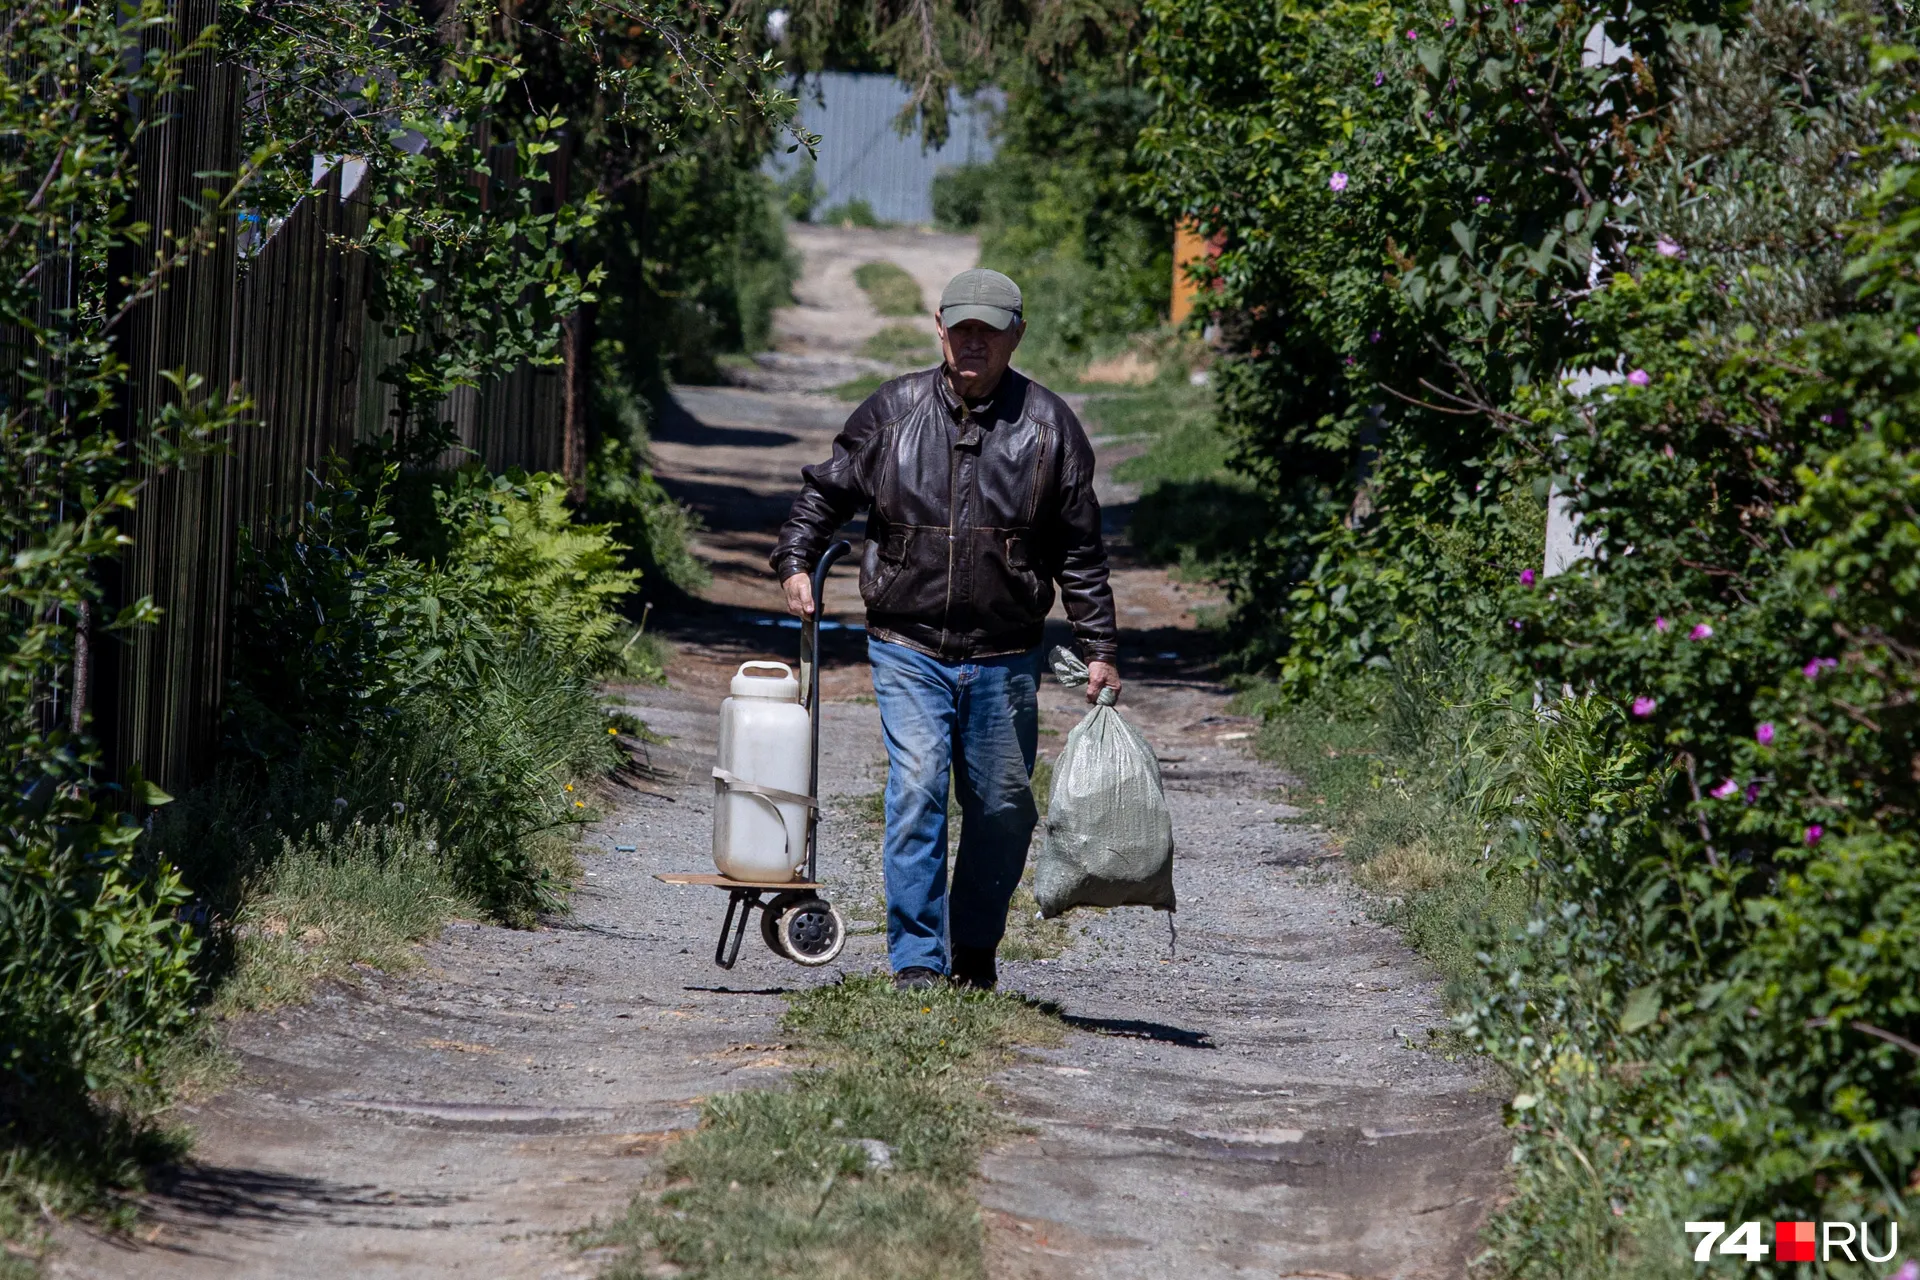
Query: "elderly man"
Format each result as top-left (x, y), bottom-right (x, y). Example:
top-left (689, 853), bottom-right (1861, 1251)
top-left (771, 267), bottom-right (1120, 992)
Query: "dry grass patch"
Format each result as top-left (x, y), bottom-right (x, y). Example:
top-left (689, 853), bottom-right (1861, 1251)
top-left (1354, 838), bottom-right (1456, 896)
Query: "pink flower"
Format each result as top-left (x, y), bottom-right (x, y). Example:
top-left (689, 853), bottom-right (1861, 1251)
top-left (1710, 778), bottom-right (1738, 800)
top-left (1655, 238), bottom-right (1685, 258)
top-left (1654, 616), bottom-right (1669, 633)
top-left (1689, 623), bottom-right (1713, 640)
top-left (1805, 824), bottom-right (1824, 846)
top-left (1801, 657), bottom-right (1837, 679)
top-left (1519, 569), bottom-right (1536, 586)
top-left (1745, 782), bottom-right (1760, 805)
top-left (1631, 696), bottom-right (1656, 717)
top-left (1889, 1261), bottom-right (1918, 1280)
top-left (1756, 722), bottom-right (1775, 746)
top-left (1406, 27), bottom-right (1419, 39)
top-left (1329, 172), bottom-right (1349, 192)
top-left (1627, 369), bottom-right (1651, 387)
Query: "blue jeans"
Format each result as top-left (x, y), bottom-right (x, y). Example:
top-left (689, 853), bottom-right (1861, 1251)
top-left (868, 637), bottom-right (1042, 974)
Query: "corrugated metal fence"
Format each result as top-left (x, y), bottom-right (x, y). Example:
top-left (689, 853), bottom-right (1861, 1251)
top-left (79, 1), bottom-right (574, 794)
top-left (767, 73), bottom-right (1001, 225)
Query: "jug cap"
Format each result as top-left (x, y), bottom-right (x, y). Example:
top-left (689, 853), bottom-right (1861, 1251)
top-left (730, 661), bottom-right (799, 701)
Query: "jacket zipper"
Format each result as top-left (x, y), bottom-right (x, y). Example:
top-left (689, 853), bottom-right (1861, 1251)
top-left (940, 405), bottom-right (962, 653)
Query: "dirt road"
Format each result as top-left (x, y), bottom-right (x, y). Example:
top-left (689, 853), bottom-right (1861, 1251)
top-left (51, 224), bottom-right (1505, 1279)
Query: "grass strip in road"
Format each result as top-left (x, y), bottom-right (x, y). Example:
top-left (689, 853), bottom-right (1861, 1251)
top-left (853, 261), bottom-right (925, 317)
top-left (590, 976), bottom-right (1060, 1278)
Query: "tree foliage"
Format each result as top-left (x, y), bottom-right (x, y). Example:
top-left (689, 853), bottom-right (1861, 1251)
top-left (0, 0), bottom-right (796, 1227)
top-left (1142, 0), bottom-right (1920, 1265)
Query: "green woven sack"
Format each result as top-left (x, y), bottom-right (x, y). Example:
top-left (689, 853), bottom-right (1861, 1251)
top-left (1034, 647), bottom-right (1176, 918)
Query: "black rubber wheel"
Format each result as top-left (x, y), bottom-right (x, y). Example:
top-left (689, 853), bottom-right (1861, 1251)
top-left (778, 897), bottom-right (846, 966)
top-left (760, 891), bottom-right (806, 959)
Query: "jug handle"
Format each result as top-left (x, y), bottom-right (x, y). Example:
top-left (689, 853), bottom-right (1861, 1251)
top-left (736, 661), bottom-right (795, 680)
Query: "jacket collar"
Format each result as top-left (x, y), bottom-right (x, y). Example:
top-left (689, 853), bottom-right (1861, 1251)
top-left (935, 366), bottom-right (1021, 430)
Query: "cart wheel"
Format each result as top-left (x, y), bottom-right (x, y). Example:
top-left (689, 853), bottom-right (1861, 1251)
top-left (776, 896), bottom-right (846, 966)
top-left (760, 891), bottom-right (806, 958)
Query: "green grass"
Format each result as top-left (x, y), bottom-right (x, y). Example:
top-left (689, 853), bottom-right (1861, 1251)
top-left (1251, 702), bottom-right (1509, 995)
top-left (832, 372), bottom-right (889, 403)
top-left (0, 1112), bottom-right (192, 1279)
top-left (853, 262), bottom-right (925, 318)
top-left (1236, 660), bottom-right (1538, 1000)
top-left (586, 977), bottom-right (1060, 1278)
top-left (1079, 381), bottom-right (1264, 582)
top-left (215, 822), bottom-right (479, 1014)
top-left (860, 324), bottom-right (937, 365)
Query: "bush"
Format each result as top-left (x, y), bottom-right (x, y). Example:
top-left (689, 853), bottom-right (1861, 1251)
top-left (931, 164), bottom-right (992, 230)
top-left (1139, 0), bottom-right (1920, 1267)
top-left (820, 197), bottom-right (883, 228)
top-left (0, 771), bottom-right (200, 1109)
top-left (780, 155), bottom-right (824, 222)
top-left (208, 464), bottom-right (622, 922)
top-left (598, 165), bottom-right (798, 389)
top-left (588, 374), bottom-right (711, 606)
top-left (960, 67), bottom-right (1171, 380)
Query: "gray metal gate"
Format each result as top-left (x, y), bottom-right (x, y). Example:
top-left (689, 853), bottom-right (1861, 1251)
top-left (768, 73), bottom-right (1002, 225)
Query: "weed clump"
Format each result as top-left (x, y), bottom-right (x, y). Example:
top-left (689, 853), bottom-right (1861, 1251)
top-left (215, 823), bottom-right (475, 1013)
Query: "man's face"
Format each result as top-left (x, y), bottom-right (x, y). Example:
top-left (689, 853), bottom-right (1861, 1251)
top-left (936, 315), bottom-right (1024, 393)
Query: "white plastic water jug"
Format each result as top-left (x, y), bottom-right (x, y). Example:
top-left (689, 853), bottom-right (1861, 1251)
top-left (712, 661), bottom-right (812, 881)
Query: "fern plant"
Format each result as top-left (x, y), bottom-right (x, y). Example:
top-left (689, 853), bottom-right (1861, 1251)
top-left (439, 470), bottom-right (642, 672)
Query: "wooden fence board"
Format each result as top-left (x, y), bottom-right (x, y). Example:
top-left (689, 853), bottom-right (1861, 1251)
top-left (68, 0), bottom-right (572, 794)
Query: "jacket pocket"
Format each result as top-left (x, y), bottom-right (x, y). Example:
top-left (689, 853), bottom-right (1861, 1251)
top-left (992, 531), bottom-right (1048, 620)
top-left (862, 528), bottom-right (910, 609)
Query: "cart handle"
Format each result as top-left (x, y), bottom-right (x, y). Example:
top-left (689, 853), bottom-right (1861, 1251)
top-left (803, 540), bottom-right (852, 882)
top-left (809, 541), bottom-right (852, 653)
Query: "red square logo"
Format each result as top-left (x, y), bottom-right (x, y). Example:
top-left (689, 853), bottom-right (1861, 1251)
top-left (1775, 1221), bottom-right (1816, 1262)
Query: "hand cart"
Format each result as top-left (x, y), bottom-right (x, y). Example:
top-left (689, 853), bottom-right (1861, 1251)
top-left (656, 540), bottom-right (854, 969)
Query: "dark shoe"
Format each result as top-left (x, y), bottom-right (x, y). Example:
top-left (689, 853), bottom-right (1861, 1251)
top-left (951, 946), bottom-right (998, 991)
top-left (893, 966), bottom-right (942, 992)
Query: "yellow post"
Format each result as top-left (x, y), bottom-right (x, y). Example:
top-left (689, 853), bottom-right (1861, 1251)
top-left (1171, 217), bottom-right (1209, 327)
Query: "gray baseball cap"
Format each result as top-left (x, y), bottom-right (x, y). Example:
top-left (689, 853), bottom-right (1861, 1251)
top-left (939, 268), bottom-right (1023, 329)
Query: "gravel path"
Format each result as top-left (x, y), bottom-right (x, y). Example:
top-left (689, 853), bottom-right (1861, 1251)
top-left (50, 224), bottom-right (1506, 1280)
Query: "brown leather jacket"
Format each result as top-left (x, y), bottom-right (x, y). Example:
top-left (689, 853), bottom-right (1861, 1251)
top-left (771, 367), bottom-right (1118, 664)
